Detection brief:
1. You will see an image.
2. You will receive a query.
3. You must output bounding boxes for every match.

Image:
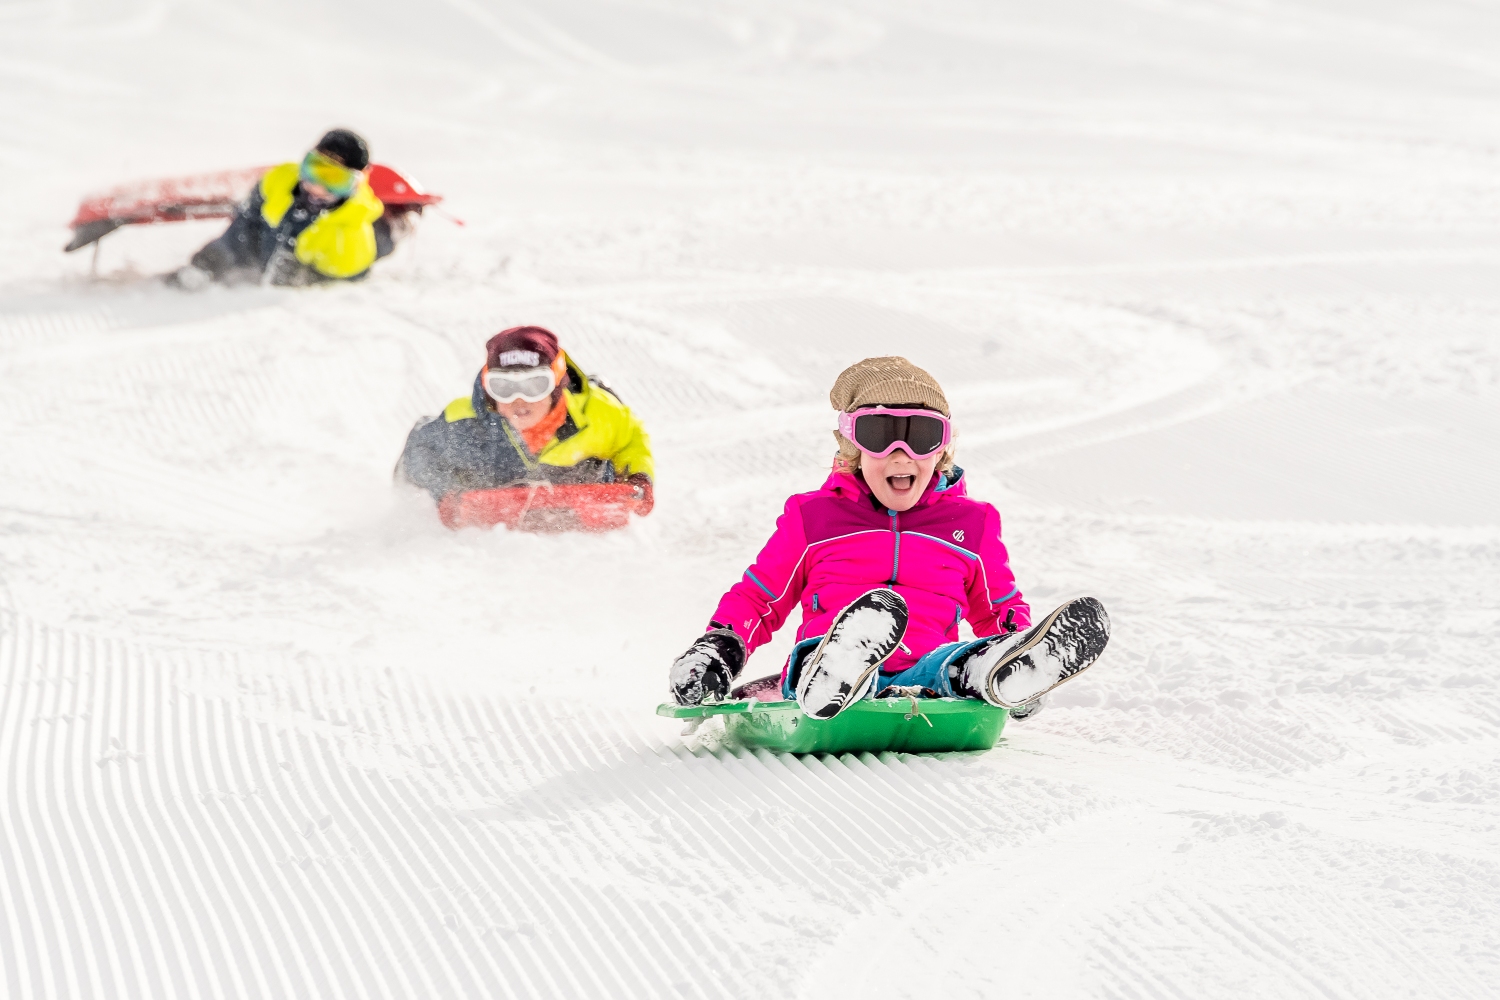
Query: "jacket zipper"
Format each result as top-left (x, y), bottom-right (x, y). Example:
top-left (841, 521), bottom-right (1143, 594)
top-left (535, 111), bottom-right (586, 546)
top-left (888, 508), bottom-right (900, 585)
top-left (500, 419), bottom-right (538, 470)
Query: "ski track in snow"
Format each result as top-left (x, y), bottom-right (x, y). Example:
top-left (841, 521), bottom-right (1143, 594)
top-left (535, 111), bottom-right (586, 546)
top-left (4, 0), bottom-right (1500, 996)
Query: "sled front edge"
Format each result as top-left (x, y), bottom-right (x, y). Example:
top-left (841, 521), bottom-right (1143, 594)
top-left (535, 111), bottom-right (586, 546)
top-left (656, 698), bottom-right (1009, 754)
top-left (656, 700), bottom-right (777, 720)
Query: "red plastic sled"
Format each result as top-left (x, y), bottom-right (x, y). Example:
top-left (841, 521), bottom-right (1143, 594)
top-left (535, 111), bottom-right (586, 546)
top-left (64, 163), bottom-right (443, 252)
top-left (437, 483), bottom-right (648, 534)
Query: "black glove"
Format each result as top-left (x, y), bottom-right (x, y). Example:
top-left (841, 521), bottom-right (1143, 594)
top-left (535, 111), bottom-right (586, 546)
top-left (627, 473), bottom-right (654, 516)
top-left (669, 626), bottom-right (746, 705)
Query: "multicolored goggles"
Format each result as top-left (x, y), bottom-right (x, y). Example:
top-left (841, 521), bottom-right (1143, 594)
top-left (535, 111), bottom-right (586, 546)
top-left (837, 406), bottom-right (951, 458)
top-left (298, 149), bottom-right (362, 198)
top-left (484, 364), bottom-right (559, 404)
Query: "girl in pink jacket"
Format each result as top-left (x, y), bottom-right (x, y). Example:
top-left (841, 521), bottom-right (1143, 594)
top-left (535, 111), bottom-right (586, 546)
top-left (669, 356), bottom-right (1111, 720)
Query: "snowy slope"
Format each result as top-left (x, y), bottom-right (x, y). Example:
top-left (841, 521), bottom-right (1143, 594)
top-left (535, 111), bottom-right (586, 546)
top-left (3, 0), bottom-right (1500, 997)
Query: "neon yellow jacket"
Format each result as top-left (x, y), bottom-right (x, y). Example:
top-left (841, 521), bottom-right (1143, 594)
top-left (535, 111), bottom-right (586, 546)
top-left (258, 163), bottom-right (384, 279)
top-left (399, 352), bottom-right (653, 498)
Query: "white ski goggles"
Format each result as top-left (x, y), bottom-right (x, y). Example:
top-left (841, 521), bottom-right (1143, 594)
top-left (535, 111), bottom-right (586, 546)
top-left (483, 365), bottom-right (557, 403)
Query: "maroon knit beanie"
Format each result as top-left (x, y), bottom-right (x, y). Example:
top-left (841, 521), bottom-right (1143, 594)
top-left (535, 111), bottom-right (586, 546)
top-left (485, 326), bottom-right (559, 370)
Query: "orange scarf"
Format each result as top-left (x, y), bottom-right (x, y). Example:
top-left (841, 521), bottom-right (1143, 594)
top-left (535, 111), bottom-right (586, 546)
top-left (521, 396), bottom-right (568, 455)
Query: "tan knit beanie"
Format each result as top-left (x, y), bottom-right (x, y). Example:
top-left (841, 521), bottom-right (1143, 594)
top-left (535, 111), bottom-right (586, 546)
top-left (829, 356), bottom-right (950, 416)
top-left (829, 357), bottom-right (954, 471)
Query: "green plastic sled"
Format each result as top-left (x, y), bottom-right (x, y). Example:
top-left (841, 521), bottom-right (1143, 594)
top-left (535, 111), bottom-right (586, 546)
top-left (656, 698), bottom-right (1008, 754)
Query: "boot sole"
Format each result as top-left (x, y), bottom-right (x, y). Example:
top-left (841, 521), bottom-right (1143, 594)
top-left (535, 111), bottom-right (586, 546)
top-left (986, 597), bottom-right (1110, 708)
top-left (796, 589), bottom-right (909, 720)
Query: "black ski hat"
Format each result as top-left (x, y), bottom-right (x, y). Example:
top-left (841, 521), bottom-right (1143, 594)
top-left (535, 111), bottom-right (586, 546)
top-left (314, 128), bottom-right (369, 170)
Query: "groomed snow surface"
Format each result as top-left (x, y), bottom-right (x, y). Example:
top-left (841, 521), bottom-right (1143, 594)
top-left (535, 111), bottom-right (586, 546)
top-left (4, 1), bottom-right (1500, 997)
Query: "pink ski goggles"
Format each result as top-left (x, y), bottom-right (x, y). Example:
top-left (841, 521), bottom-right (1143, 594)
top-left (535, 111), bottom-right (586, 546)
top-left (837, 406), bottom-right (952, 458)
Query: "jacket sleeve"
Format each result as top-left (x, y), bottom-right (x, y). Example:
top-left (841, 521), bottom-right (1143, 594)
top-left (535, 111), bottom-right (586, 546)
top-left (396, 403), bottom-right (474, 500)
top-left (710, 496), bottom-right (810, 654)
top-left (189, 185), bottom-right (265, 277)
top-left (294, 184), bottom-right (383, 279)
top-left (965, 504), bottom-right (1031, 637)
top-left (604, 394), bottom-right (653, 480)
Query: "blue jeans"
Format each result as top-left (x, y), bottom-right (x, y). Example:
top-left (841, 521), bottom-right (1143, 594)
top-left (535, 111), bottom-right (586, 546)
top-left (779, 635), bottom-right (995, 700)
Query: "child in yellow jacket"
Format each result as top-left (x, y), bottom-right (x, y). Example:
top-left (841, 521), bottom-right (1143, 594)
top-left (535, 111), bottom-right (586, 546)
top-left (398, 326), bottom-right (654, 509)
top-left (174, 128), bottom-right (398, 287)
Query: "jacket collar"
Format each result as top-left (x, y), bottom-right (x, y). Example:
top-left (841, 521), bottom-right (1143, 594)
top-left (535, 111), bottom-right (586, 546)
top-left (259, 162), bottom-right (381, 229)
top-left (821, 464), bottom-right (966, 510)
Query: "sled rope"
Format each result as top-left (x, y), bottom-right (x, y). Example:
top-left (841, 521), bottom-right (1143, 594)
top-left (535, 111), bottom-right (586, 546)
top-left (904, 695), bottom-right (932, 727)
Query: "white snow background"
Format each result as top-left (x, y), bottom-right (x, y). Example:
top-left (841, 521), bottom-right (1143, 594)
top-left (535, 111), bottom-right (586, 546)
top-left (3, 0), bottom-right (1500, 997)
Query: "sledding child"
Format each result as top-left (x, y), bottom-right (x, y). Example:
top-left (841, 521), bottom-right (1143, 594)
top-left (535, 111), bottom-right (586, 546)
top-left (668, 356), bottom-right (1109, 720)
top-left (172, 129), bottom-right (410, 288)
top-left (397, 325), bottom-right (654, 508)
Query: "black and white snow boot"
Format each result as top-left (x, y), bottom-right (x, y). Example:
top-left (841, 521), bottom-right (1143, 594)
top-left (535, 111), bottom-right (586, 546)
top-left (951, 597), bottom-right (1110, 709)
top-left (795, 589), bottom-right (909, 720)
top-left (669, 626), bottom-right (746, 705)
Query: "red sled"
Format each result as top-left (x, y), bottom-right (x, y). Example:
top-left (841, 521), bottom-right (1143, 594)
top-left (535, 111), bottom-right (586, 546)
top-left (437, 483), bottom-right (648, 534)
top-left (64, 163), bottom-right (443, 252)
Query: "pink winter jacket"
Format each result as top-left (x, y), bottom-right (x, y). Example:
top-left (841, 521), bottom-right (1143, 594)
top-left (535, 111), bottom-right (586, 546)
top-left (711, 467), bottom-right (1031, 675)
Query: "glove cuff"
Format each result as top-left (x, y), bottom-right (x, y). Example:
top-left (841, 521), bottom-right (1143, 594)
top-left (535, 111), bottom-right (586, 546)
top-left (701, 626), bottom-right (747, 680)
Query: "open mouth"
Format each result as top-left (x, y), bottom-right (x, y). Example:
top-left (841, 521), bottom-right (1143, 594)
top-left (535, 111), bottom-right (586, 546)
top-left (887, 474), bottom-right (916, 493)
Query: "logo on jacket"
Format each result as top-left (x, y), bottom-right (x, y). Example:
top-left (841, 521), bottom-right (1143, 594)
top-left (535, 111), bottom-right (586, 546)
top-left (953, 529), bottom-right (965, 542)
